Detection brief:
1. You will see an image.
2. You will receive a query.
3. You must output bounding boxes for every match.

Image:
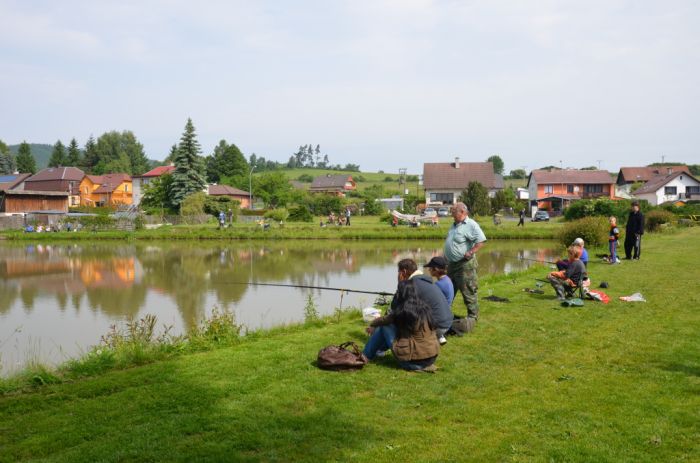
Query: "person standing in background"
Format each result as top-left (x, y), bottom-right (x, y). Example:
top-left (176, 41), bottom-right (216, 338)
top-left (625, 201), bottom-right (645, 260)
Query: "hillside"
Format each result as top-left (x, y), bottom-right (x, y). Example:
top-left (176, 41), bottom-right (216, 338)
top-left (271, 167), bottom-right (421, 195)
top-left (8, 143), bottom-right (52, 169)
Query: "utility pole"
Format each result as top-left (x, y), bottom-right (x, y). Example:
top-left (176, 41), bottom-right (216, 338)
top-left (661, 154), bottom-right (665, 164)
top-left (596, 160), bottom-right (603, 170)
top-left (398, 168), bottom-right (407, 195)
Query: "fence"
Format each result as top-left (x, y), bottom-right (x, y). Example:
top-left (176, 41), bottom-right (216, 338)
top-left (0, 215), bottom-right (24, 230)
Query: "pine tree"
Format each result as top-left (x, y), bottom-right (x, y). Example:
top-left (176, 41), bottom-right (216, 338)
top-left (164, 144), bottom-right (177, 165)
top-left (67, 138), bottom-right (81, 166)
top-left (48, 140), bottom-right (67, 167)
top-left (0, 149), bottom-right (16, 174)
top-left (82, 135), bottom-right (98, 172)
top-left (16, 141), bottom-right (37, 174)
top-left (170, 118), bottom-right (207, 209)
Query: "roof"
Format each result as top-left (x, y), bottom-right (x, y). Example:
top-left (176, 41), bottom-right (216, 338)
top-left (528, 169), bottom-right (613, 186)
top-left (535, 194), bottom-right (581, 201)
top-left (25, 167), bottom-right (85, 182)
top-left (208, 184), bottom-right (250, 196)
top-left (310, 174), bottom-right (354, 189)
top-left (92, 173), bottom-right (131, 194)
top-left (137, 165), bottom-right (175, 178)
top-left (423, 162), bottom-right (500, 190)
top-left (0, 173), bottom-right (31, 191)
top-left (618, 165), bottom-right (690, 184)
top-left (634, 171), bottom-right (700, 195)
top-left (2, 189), bottom-right (69, 197)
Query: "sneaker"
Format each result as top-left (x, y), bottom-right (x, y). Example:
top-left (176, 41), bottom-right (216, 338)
top-left (376, 350), bottom-right (387, 357)
top-left (438, 336), bottom-right (447, 346)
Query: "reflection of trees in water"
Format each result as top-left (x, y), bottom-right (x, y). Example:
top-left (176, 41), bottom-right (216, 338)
top-left (0, 240), bottom-right (559, 326)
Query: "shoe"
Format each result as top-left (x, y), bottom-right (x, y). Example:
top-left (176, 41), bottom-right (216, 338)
top-left (376, 350), bottom-right (387, 357)
top-left (416, 364), bottom-right (438, 373)
top-left (557, 296), bottom-right (566, 302)
top-left (438, 336), bottom-right (447, 346)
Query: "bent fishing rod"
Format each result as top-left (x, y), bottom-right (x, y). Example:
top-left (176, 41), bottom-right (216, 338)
top-left (229, 282), bottom-right (393, 296)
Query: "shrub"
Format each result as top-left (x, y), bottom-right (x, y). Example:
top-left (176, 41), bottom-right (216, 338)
top-left (264, 208), bottom-right (289, 222)
top-left (646, 210), bottom-right (675, 232)
top-left (204, 196), bottom-right (240, 220)
top-left (78, 214), bottom-right (115, 229)
top-left (288, 205), bottom-right (314, 222)
top-left (180, 192), bottom-right (206, 216)
top-left (557, 216), bottom-right (609, 247)
top-left (383, 176), bottom-right (394, 182)
top-left (297, 174), bottom-right (314, 182)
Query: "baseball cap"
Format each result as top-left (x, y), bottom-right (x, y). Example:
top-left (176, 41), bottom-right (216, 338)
top-left (424, 256), bottom-right (448, 269)
top-left (572, 238), bottom-right (584, 245)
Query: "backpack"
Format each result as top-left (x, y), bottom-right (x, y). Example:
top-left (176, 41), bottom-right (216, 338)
top-left (317, 342), bottom-right (368, 371)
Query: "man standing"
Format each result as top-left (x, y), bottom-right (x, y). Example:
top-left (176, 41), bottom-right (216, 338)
top-left (444, 202), bottom-right (487, 322)
top-left (625, 201), bottom-right (645, 260)
top-left (518, 208), bottom-right (525, 227)
top-left (345, 207), bottom-right (351, 226)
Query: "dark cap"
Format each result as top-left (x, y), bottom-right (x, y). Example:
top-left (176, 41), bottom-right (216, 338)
top-left (631, 201), bottom-right (639, 207)
top-left (424, 256), bottom-right (448, 269)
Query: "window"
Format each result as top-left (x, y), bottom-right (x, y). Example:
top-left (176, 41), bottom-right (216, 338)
top-left (544, 185), bottom-right (553, 194)
top-left (125, 184), bottom-right (129, 192)
top-left (664, 186), bottom-right (677, 195)
top-left (567, 185), bottom-right (574, 193)
top-left (584, 184), bottom-right (603, 193)
top-left (429, 192), bottom-right (454, 204)
top-left (687, 186), bottom-right (700, 194)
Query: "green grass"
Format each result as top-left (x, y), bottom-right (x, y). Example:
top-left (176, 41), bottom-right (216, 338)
top-left (265, 167), bottom-right (416, 194)
top-left (1, 216), bottom-right (562, 241)
top-left (1, 228), bottom-right (698, 461)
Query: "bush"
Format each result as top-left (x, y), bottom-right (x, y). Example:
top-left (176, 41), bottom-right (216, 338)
top-left (203, 196), bottom-right (240, 221)
top-left (288, 205), bottom-right (314, 222)
top-left (297, 174), bottom-right (314, 182)
top-left (180, 192), bottom-right (206, 216)
top-left (264, 208), bottom-right (289, 222)
top-left (646, 210), bottom-right (675, 232)
top-left (78, 215), bottom-right (115, 229)
top-left (383, 176), bottom-right (394, 182)
top-left (557, 216), bottom-right (609, 247)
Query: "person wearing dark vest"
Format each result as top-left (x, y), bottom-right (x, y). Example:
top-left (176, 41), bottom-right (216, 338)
top-left (625, 201), bottom-right (645, 260)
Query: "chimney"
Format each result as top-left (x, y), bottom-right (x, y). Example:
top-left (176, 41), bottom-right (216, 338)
top-left (455, 157), bottom-right (460, 169)
top-left (667, 167), bottom-right (673, 175)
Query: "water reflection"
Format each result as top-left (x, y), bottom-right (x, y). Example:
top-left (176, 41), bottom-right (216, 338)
top-left (0, 240), bottom-right (558, 372)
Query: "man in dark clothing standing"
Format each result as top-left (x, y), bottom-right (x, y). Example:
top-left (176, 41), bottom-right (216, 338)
top-left (624, 201), bottom-right (645, 260)
top-left (518, 208), bottom-right (525, 227)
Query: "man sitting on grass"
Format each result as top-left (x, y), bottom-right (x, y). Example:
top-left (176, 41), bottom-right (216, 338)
top-left (548, 245), bottom-right (586, 301)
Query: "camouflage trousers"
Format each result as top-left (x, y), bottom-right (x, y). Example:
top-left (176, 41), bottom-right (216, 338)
top-left (447, 257), bottom-right (479, 320)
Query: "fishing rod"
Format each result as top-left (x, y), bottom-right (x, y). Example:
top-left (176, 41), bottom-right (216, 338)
top-left (229, 282), bottom-right (393, 296)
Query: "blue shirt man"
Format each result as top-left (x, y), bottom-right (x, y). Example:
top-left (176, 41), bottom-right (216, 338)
top-left (444, 202), bottom-right (487, 321)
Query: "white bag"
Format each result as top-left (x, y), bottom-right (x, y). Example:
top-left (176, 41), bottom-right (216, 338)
top-left (362, 307), bottom-right (381, 323)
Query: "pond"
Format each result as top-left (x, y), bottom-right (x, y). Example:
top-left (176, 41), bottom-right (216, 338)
top-left (0, 240), bottom-right (559, 373)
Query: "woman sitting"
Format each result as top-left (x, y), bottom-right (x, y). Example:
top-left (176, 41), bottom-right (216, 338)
top-left (362, 280), bottom-right (440, 372)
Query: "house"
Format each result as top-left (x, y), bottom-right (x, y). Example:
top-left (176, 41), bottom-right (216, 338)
top-left (632, 171), bottom-right (700, 206)
top-left (207, 184), bottom-right (251, 208)
top-left (516, 187), bottom-right (529, 200)
top-left (0, 190), bottom-right (69, 214)
top-left (616, 165), bottom-right (691, 197)
top-left (131, 165), bottom-right (175, 206)
top-left (527, 169), bottom-right (615, 214)
top-left (309, 174), bottom-right (356, 196)
top-left (0, 173), bottom-right (31, 191)
top-left (422, 158), bottom-right (502, 206)
top-left (23, 167), bottom-right (84, 207)
top-left (80, 174), bottom-right (132, 207)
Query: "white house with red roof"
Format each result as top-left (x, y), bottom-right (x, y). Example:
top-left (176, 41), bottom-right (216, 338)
top-left (131, 165), bottom-right (175, 206)
top-left (632, 170), bottom-right (700, 205)
top-left (422, 157), bottom-right (503, 206)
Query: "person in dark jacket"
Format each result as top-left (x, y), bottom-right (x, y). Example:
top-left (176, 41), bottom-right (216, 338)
top-left (625, 201), bottom-right (645, 260)
top-left (389, 259), bottom-right (453, 340)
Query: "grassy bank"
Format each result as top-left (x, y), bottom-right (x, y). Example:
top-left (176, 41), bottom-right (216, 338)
top-left (1, 228), bottom-right (698, 462)
top-left (1, 216), bottom-right (561, 241)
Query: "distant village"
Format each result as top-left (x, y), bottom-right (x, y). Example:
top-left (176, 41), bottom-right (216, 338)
top-left (1, 155), bottom-right (698, 229)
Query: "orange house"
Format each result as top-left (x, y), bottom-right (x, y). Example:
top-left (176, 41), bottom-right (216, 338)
top-left (527, 169), bottom-right (615, 213)
top-left (80, 174), bottom-right (133, 206)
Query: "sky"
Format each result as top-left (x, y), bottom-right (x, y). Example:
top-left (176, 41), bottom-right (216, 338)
top-left (1, 0), bottom-right (699, 174)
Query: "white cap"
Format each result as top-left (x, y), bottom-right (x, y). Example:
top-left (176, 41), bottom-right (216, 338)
top-left (573, 237), bottom-right (584, 245)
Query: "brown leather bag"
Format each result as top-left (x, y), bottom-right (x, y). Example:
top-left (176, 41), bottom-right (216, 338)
top-left (317, 342), bottom-right (369, 371)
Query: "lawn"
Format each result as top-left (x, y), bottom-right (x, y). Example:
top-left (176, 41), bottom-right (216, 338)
top-left (0, 228), bottom-right (698, 462)
top-left (1, 215), bottom-right (563, 241)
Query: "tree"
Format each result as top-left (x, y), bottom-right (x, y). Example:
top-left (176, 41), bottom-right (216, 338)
top-left (490, 189), bottom-right (508, 214)
top-left (82, 135), bottom-right (98, 171)
top-left (164, 145), bottom-right (177, 165)
top-left (459, 181), bottom-right (490, 216)
top-left (253, 171), bottom-right (293, 208)
top-left (93, 131), bottom-right (149, 175)
top-left (487, 155), bottom-right (504, 175)
top-left (170, 118), bottom-right (207, 209)
top-left (141, 173), bottom-right (175, 212)
top-left (205, 139), bottom-right (249, 186)
top-left (508, 169), bottom-right (527, 179)
top-left (16, 141), bottom-right (36, 174)
top-left (0, 139), bottom-right (15, 174)
top-left (48, 140), bottom-right (67, 167)
top-left (66, 138), bottom-right (81, 166)
top-left (180, 191), bottom-right (206, 216)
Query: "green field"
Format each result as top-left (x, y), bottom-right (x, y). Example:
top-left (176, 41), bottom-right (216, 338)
top-left (265, 167), bottom-right (421, 195)
top-left (1, 228), bottom-right (698, 462)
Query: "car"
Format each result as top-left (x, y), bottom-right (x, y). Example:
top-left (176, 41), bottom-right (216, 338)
top-left (532, 211), bottom-right (550, 222)
top-left (422, 207), bottom-right (436, 216)
top-left (437, 207), bottom-right (450, 217)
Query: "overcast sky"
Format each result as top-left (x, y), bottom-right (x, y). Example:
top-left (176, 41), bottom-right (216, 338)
top-left (1, 0), bottom-right (699, 174)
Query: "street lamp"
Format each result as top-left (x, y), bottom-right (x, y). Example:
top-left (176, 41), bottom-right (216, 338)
top-left (248, 165), bottom-right (256, 209)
